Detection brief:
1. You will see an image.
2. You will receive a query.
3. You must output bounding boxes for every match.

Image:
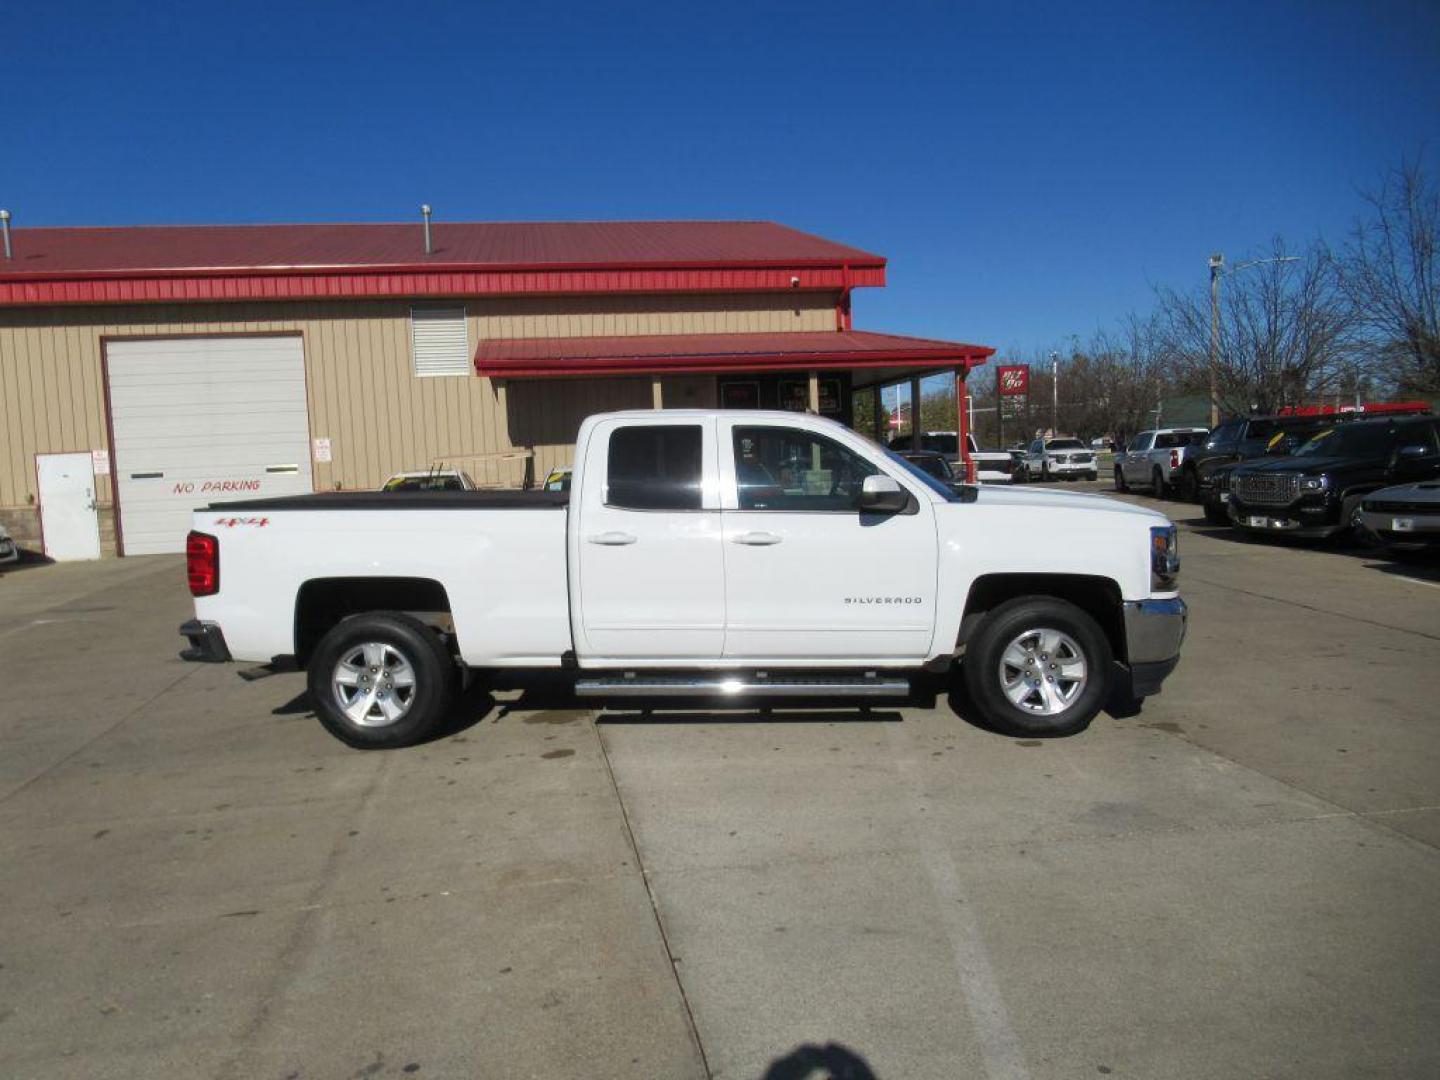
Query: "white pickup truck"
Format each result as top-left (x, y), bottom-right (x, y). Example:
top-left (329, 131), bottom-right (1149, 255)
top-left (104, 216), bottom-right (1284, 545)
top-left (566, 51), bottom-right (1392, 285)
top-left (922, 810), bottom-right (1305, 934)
top-left (180, 410), bottom-right (1186, 747)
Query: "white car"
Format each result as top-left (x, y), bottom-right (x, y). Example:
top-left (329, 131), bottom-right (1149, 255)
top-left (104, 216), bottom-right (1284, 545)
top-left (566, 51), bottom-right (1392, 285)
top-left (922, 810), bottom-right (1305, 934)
top-left (180, 410), bottom-right (1186, 746)
top-left (1018, 438), bottom-right (1099, 482)
top-left (0, 522), bottom-right (18, 565)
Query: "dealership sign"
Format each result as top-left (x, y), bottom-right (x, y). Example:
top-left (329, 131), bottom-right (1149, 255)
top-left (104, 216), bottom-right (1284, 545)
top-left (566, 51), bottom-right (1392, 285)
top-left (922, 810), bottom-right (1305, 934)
top-left (997, 365), bottom-right (1030, 396)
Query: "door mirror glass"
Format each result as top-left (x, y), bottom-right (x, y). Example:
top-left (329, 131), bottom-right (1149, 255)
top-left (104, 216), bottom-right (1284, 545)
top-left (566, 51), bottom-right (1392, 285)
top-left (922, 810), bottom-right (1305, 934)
top-left (858, 474), bottom-right (908, 513)
top-left (1397, 444), bottom-right (1430, 460)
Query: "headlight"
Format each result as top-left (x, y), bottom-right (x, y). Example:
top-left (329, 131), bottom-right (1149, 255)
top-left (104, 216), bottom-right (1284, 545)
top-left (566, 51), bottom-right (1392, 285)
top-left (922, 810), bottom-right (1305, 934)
top-left (1150, 525), bottom-right (1179, 591)
top-left (1299, 476), bottom-right (1329, 492)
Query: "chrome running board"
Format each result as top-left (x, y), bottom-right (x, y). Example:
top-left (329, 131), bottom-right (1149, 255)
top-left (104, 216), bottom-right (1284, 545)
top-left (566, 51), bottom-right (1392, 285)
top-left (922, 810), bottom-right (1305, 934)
top-left (574, 673), bottom-right (910, 699)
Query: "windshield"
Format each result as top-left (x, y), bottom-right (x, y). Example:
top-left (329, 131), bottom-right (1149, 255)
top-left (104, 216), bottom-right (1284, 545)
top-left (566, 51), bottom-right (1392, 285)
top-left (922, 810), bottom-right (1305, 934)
top-left (1046, 439), bottom-right (1084, 450)
top-left (883, 449), bottom-right (962, 502)
top-left (1294, 424), bottom-right (1394, 458)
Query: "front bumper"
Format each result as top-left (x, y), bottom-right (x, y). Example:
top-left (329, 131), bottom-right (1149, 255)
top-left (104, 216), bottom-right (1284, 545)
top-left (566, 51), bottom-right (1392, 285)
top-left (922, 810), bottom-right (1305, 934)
top-left (1228, 496), bottom-right (1342, 538)
top-left (1122, 597), bottom-right (1187, 696)
top-left (179, 619), bottom-right (232, 663)
top-left (1048, 460), bottom-right (1096, 475)
top-left (1358, 509), bottom-right (1440, 547)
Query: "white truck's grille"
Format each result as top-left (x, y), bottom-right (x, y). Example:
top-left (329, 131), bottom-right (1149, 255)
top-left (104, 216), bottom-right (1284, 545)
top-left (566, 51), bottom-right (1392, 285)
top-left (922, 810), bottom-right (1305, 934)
top-left (1233, 473), bottom-right (1300, 506)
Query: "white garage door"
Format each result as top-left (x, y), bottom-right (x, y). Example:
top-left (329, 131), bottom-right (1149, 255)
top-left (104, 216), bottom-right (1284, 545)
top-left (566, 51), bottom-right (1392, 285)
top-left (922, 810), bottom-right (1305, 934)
top-left (107, 336), bottom-right (314, 555)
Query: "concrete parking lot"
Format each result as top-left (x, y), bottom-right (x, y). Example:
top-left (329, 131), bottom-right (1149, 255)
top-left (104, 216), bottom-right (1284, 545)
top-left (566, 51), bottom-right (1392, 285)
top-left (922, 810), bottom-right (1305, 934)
top-left (2, 489), bottom-right (1438, 1080)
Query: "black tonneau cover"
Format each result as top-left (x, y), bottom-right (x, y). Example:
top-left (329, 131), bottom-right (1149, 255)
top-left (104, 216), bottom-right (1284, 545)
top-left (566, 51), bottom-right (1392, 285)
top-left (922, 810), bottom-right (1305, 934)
top-left (205, 490), bottom-right (570, 512)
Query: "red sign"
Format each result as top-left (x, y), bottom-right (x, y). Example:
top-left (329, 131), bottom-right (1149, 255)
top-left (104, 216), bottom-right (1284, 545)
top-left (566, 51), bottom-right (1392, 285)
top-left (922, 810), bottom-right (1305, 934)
top-left (997, 365), bottom-right (1030, 396)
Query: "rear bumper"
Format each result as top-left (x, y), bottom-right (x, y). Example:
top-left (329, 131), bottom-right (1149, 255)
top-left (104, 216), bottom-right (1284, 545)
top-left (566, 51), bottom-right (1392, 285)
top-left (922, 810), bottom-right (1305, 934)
top-left (1121, 597), bottom-right (1186, 696)
top-left (179, 619), bottom-right (232, 663)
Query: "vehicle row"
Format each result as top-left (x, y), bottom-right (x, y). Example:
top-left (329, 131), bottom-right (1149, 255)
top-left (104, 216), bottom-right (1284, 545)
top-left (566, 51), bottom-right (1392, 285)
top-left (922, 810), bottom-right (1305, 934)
top-left (1116, 408), bottom-right (1439, 552)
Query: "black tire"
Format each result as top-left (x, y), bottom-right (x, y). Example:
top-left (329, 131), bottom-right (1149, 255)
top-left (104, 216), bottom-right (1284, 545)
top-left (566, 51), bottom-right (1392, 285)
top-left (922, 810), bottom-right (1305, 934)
top-left (1179, 468), bottom-right (1200, 503)
top-left (1203, 498), bottom-right (1230, 525)
top-left (1151, 467), bottom-right (1168, 497)
top-left (1113, 467), bottom-right (1128, 493)
top-left (1339, 494), bottom-right (1371, 546)
top-left (1086, 471), bottom-right (1098, 482)
top-left (962, 595), bottom-right (1113, 737)
top-left (307, 612), bottom-right (457, 749)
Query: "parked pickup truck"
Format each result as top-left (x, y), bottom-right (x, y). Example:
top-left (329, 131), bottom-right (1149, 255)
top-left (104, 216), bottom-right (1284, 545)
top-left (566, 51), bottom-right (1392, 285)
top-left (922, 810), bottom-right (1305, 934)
top-left (888, 431), bottom-right (1015, 483)
top-left (1113, 428), bottom-right (1209, 496)
top-left (180, 410), bottom-right (1186, 747)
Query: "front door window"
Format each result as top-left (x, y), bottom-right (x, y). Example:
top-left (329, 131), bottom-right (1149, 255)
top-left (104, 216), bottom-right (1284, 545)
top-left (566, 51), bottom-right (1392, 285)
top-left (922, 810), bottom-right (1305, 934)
top-left (733, 427), bottom-right (878, 512)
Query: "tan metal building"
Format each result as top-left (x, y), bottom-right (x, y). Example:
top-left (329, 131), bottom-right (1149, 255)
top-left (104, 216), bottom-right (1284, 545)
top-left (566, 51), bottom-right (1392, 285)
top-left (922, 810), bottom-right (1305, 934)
top-left (0, 219), bottom-right (991, 557)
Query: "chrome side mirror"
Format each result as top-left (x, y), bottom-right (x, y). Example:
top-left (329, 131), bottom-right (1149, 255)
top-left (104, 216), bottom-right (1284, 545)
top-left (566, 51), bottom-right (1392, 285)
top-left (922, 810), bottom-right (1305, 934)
top-left (859, 474), bottom-right (907, 513)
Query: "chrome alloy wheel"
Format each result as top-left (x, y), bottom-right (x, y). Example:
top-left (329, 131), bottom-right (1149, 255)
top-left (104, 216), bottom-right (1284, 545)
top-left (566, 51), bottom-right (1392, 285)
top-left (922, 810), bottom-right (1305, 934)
top-left (332, 642), bottom-right (418, 727)
top-left (997, 628), bottom-right (1088, 716)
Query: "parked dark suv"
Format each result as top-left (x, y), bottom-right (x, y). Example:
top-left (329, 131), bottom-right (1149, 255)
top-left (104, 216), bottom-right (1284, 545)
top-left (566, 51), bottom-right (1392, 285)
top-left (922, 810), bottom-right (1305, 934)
top-left (1187, 414), bottom-right (1337, 518)
top-left (1226, 416), bottom-right (1440, 540)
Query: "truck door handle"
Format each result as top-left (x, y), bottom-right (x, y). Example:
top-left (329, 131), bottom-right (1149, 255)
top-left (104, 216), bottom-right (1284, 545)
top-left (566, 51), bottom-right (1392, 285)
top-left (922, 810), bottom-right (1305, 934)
top-left (733, 531), bottom-right (783, 546)
top-left (587, 531), bottom-right (637, 546)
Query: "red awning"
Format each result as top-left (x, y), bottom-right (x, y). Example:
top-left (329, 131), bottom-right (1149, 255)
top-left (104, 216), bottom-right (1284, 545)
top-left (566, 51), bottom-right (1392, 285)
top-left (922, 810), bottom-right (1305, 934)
top-left (474, 330), bottom-right (994, 378)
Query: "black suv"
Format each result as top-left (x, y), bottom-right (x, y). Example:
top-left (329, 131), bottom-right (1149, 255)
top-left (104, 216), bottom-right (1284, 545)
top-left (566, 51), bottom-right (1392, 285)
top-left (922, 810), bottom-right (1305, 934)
top-left (1226, 415), bottom-right (1440, 539)
top-left (1186, 414), bottom-right (1339, 517)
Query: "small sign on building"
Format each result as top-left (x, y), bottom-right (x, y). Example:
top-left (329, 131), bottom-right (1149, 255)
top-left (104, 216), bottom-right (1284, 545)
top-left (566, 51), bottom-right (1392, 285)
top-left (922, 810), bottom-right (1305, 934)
top-left (313, 438), bottom-right (332, 463)
top-left (91, 449), bottom-right (110, 475)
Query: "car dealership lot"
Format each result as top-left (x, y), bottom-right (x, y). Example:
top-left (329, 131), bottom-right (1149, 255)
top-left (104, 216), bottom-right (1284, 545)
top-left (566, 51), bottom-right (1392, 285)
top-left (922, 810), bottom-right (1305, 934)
top-left (2, 500), bottom-right (1438, 1080)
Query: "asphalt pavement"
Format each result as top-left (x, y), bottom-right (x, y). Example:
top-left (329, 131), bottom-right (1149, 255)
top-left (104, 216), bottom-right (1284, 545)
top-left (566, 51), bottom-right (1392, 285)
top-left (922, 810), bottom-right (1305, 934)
top-left (1, 484), bottom-right (1437, 1080)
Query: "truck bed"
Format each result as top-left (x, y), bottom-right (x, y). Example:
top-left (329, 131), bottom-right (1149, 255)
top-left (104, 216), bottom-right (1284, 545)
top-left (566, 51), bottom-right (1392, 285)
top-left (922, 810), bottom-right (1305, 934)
top-left (205, 489), bottom-right (570, 512)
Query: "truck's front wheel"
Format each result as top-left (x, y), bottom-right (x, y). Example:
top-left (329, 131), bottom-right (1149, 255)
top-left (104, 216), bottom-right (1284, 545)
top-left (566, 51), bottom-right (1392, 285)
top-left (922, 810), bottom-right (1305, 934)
top-left (963, 596), bottom-right (1112, 737)
top-left (307, 612), bottom-right (456, 749)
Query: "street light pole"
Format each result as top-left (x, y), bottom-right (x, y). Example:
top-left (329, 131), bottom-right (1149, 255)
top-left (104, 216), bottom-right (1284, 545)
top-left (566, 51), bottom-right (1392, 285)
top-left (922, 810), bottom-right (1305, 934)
top-left (1050, 350), bottom-right (1059, 433)
top-left (1208, 253), bottom-right (1223, 428)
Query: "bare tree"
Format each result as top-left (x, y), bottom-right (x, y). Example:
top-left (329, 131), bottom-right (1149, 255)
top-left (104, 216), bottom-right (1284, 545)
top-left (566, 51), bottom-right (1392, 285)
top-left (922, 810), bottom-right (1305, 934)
top-left (1157, 238), bottom-right (1353, 415)
top-left (1338, 158), bottom-right (1440, 396)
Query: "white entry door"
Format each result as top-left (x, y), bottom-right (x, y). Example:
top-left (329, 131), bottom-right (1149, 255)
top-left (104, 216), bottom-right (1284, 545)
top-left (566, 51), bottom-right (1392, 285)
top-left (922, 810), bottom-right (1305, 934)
top-left (37, 453), bottom-right (102, 561)
top-left (106, 336), bottom-right (314, 555)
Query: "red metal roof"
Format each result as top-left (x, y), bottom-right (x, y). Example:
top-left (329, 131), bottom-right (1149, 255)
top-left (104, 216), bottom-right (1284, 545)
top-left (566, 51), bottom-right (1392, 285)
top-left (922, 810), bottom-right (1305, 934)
top-left (0, 220), bottom-right (886, 307)
top-left (475, 330), bottom-right (994, 378)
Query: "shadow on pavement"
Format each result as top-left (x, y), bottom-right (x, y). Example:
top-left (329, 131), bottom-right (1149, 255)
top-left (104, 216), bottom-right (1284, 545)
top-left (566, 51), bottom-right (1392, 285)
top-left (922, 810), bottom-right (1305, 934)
top-left (761, 1041), bottom-right (879, 1079)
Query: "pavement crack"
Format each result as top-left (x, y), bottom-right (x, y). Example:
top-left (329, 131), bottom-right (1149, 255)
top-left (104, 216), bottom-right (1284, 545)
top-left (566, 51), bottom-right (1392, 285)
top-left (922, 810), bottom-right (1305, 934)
top-left (1188, 573), bottom-right (1440, 642)
top-left (0, 664), bottom-right (203, 806)
top-left (593, 718), bottom-right (713, 1080)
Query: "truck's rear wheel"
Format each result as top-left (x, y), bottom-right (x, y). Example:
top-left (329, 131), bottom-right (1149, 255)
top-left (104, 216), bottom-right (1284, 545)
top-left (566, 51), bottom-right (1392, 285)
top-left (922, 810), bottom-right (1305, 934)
top-left (963, 596), bottom-right (1112, 737)
top-left (307, 612), bottom-right (456, 748)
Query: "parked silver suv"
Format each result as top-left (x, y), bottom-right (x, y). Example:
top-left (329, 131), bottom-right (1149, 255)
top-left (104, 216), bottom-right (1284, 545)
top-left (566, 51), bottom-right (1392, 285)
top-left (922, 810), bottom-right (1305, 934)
top-left (1114, 428), bottom-right (1209, 496)
top-left (1018, 437), bottom-right (1098, 482)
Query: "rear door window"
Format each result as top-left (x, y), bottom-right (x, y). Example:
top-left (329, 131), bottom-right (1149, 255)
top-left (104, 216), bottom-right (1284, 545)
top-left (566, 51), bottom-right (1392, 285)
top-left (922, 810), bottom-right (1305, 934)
top-left (606, 425), bottom-right (703, 511)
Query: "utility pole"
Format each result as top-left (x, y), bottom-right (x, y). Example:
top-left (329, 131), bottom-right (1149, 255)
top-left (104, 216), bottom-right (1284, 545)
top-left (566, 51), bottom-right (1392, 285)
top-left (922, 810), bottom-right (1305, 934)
top-left (1050, 351), bottom-right (1059, 433)
top-left (1208, 253), bottom-right (1223, 428)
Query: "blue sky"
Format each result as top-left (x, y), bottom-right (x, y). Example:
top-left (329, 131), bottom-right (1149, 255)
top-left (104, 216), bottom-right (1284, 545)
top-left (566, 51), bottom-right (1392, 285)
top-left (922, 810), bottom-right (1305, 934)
top-left (7, 1), bottom-right (1439, 359)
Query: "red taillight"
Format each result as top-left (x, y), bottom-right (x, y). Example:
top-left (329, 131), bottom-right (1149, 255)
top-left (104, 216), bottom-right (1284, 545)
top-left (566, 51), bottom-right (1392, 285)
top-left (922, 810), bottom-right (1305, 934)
top-left (1170, 449), bottom-right (1180, 469)
top-left (187, 531), bottom-right (219, 597)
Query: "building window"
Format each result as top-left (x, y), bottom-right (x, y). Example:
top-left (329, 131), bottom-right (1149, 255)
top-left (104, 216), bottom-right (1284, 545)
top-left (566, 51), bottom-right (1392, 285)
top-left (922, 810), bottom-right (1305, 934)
top-left (606, 425), bottom-right (703, 511)
top-left (410, 307), bottom-right (470, 377)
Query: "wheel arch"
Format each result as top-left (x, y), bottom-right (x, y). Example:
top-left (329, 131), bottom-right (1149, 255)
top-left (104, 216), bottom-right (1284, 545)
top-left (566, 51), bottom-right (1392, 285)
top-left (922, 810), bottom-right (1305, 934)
top-left (294, 577), bottom-right (455, 667)
top-left (957, 573), bottom-right (1127, 662)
